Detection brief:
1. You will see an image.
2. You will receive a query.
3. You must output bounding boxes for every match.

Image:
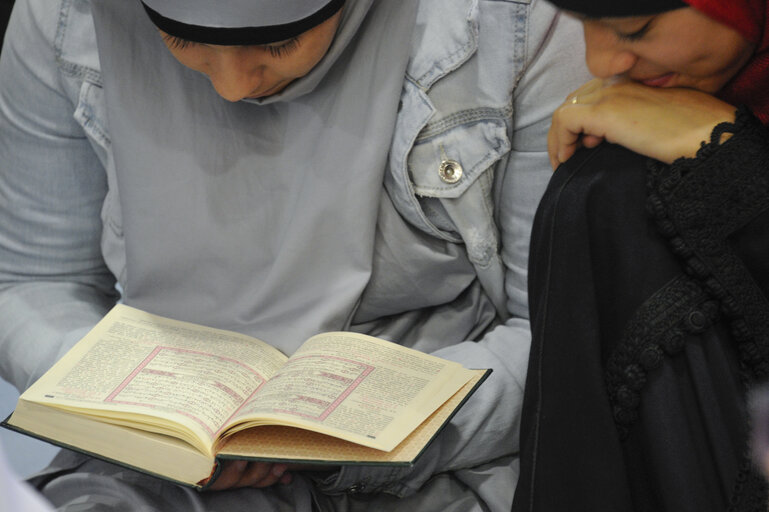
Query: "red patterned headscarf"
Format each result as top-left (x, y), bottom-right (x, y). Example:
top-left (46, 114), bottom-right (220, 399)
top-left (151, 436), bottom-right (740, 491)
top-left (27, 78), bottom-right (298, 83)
top-left (685, 0), bottom-right (769, 123)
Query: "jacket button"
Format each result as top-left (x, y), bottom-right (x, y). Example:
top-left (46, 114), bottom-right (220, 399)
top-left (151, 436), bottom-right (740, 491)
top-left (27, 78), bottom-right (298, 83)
top-left (439, 159), bottom-right (463, 184)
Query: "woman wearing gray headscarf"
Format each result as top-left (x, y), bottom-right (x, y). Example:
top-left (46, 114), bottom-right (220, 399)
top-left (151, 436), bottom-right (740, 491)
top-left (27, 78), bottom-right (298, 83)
top-left (0, 0), bottom-right (590, 510)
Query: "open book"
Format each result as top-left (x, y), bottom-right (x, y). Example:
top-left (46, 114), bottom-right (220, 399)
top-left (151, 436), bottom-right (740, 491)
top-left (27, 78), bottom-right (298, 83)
top-left (2, 304), bottom-right (488, 488)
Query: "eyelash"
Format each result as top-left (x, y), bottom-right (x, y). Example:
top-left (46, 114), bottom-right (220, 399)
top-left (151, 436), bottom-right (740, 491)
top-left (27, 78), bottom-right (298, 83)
top-left (266, 38), bottom-right (300, 58)
top-left (162, 34), bottom-right (195, 50)
top-left (617, 30), bottom-right (646, 42)
top-left (616, 20), bottom-right (653, 42)
top-left (161, 34), bottom-right (300, 58)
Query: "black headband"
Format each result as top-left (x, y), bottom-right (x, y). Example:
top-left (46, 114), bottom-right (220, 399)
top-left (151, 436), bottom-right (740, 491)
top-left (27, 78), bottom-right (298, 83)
top-left (547, 0), bottom-right (687, 18)
top-left (141, 0), bottom-right (346, 45)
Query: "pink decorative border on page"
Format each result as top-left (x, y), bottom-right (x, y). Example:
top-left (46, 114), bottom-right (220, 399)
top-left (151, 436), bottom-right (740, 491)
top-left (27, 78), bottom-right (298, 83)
top-left (104, 346), bottom-right (266, 437)
top-left (271, 355), bottom-right (374, 422)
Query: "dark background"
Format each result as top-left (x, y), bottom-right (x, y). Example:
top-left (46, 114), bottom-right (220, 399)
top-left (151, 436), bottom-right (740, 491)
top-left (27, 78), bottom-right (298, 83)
top-left (1, 0), bottom-right (14, 49)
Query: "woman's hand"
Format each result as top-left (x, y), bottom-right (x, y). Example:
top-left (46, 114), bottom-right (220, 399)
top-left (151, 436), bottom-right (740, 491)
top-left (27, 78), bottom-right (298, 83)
top-left (206, 460), bottom-right (293, 491)
top-left (205, 461), bottom-right (335, 491)
top-left (548, 77), bottom-right (739, 169)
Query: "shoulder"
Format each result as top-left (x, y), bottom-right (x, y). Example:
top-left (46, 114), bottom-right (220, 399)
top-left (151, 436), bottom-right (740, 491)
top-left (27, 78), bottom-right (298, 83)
top-left (12, 0), bottom-right (100, 78)
top-left (406, 0), bottom-right (478, 87)
top-left (2, 0), bottom-right (100, 104)
top-left (532, 145), bottom-right (650, 241)
top-left (56, 0), bottom-right (102, 82)
top-left (407, 0), bottom-right (567, 87)
top-left (544, 144), bottom-right (649, 204)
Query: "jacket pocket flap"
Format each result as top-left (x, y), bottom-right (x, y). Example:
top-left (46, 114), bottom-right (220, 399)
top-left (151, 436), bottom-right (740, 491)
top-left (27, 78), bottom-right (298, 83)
top-left (408, 119), bottom-right (509, 198)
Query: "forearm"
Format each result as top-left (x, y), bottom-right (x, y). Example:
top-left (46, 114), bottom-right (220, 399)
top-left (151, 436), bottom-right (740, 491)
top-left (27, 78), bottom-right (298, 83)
top-left (0, 283), bottom-right (115, 391)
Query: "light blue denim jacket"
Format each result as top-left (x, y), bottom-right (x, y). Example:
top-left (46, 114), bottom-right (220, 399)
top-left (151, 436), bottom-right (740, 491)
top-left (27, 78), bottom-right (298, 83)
top-left (0, 0), bottom-right (589, 506)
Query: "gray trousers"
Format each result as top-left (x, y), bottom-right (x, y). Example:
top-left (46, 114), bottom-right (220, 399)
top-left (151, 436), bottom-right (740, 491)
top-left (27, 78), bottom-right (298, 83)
top-left (30, 450), bottom-right (517, 512)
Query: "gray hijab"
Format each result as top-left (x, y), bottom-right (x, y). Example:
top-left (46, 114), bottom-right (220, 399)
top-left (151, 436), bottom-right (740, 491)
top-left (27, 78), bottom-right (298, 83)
top-left (142, 0), bottom-right (339, 28)
top-left (139, 0), bottom-right (374, 103)
top-left (88, 0), bottom-right (419, 352)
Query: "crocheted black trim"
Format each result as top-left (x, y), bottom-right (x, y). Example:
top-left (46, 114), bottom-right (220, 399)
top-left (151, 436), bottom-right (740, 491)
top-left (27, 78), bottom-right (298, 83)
top-left (606, 107), bottom-right (769, 434)
top-left (603, 107), bottom-right (769, 508)
top-left (605, 274), bottom-right (718, 439)
top-left (644, 106), bottom-right (769, 512)
top-left (646, 106), bottom-right (769, 383)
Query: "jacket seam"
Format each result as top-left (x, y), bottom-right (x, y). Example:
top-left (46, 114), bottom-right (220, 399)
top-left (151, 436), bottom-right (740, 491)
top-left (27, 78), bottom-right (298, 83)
top-left (416, 104), bottom-right (514, 142)
top-left (410, 0), bottom-right (479, 89)
top-left (54, 0), bottom-right (102, 86)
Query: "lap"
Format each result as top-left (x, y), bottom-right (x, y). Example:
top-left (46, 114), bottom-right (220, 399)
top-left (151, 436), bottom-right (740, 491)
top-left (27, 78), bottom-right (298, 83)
top-left (30, 449), bottom-right (515, 512)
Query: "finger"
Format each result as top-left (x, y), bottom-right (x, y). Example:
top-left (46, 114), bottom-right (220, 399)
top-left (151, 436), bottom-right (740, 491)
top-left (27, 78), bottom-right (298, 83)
top-left (552, 107), bottom-right (586, 165)
top-left (208, 460), bottom-right (248, 491)
top-left (581, 134), bottom-right (604, 149)
top-left (563, 77), bottom-right (604, 103)
top-left (568, 78), bottom-right (608, 103)
top-left (547, 125), bottom-right (559, 170)
top-left (557, 143), bottom-right (578, 167)
top-left (579, 78), bottom-right (608, 95)
top-left (548, 107), bottom-right (581, 169)
top-left (236, 462), bottom-right (273, 488)
top-left (547, 124), bottom-right (581, 169)
top-left (566, 86), bottom-right (608, 108)
top-left (241, 462), bottom-right (292, 489)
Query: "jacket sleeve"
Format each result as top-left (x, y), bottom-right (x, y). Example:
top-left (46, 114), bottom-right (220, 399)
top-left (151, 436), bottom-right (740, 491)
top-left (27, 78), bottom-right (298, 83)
top-left (0, 0), bottom-right (117, 392)
top-left (316, 3), bottom-right (592, 499)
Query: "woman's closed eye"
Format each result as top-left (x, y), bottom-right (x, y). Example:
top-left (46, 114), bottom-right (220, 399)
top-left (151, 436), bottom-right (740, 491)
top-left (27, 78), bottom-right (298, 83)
top-left (162, 33), bottom-right (197, 50)
top-left (615, 18), bottom-right (654, 42)
top-left (264, 38), bottom-right (300, 58)
top-left (161, 33), bottom-right (301, 59)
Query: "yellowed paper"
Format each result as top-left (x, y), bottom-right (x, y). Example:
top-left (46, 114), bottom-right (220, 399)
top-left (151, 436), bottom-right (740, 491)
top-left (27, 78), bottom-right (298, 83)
top-left (19, 304), bottom-right (288, 455)
top-left (14, 305), bottom-right (478, 461)
top-left (223, 332), bottom-right (475, 451)
top-left (218, 370), bottom-right (486, 463)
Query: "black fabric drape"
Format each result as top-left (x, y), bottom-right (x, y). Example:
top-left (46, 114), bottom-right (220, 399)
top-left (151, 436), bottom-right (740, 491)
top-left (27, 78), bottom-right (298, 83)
top-left (513, 117), bottom-right (769, 512)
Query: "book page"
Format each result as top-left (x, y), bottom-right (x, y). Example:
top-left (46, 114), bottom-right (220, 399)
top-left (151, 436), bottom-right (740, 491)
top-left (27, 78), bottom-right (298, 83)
top-left (217, 369), bottom-right (488, 464)
top-left (223, 332), bottom-right (475, 451)
top-left (7, 400), bottom-right (216, 487)
top-left (19, 305), bottom-right (288, 455)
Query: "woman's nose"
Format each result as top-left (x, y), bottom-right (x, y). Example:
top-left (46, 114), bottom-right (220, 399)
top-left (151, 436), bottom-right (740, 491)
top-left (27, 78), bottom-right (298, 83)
top-left (583, 23), bottom-right (637, 78)
top-left (207, 51), bottom-right (264, 102)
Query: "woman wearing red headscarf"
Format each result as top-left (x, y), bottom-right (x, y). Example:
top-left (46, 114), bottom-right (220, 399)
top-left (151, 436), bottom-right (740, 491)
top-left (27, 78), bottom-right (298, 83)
top-left (549, 0), bottom-right (769, 165)
top-left (513, 2), bottom-right (769, 511)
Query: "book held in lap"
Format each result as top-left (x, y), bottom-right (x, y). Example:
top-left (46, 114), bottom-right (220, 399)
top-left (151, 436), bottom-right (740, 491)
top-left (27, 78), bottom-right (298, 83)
top-left (2, 304), bottom-right (489, 488)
